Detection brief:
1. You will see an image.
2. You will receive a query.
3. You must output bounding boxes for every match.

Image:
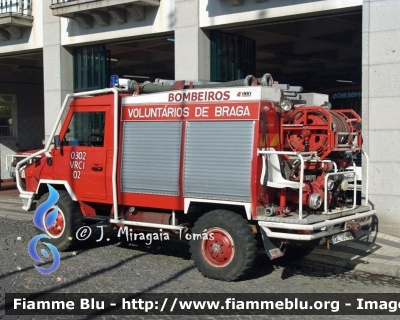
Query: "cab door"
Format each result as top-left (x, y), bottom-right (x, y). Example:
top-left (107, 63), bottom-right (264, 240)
top-left (52, 107), bottom-right (110, 200)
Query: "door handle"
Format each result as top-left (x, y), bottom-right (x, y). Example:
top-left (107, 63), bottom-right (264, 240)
top-left (92, 166), bottom-right (103, 171)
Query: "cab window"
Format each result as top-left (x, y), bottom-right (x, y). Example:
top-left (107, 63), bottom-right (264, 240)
top-left (63, 112), bottom-right (105, 147)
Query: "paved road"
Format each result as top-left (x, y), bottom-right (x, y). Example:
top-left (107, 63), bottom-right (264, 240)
top-left (1, 201), bottom-right (400, 319)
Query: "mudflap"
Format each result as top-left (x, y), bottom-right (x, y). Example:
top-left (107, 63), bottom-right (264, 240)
top-left (260, 228), bottom-right (285, 260)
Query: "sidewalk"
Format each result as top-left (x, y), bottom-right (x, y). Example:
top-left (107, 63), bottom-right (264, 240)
top-left (1, 181), bottom-right (400, 278)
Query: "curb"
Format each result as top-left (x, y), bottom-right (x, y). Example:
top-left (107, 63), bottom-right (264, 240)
top-left (0, 195), bottom-right (21, 201)
top-left (350, 261), bottom-right (400, 278)
top-left (0, 196), bottom-right (33, 221)
top-left (0, 211), bottom-right (33, 221)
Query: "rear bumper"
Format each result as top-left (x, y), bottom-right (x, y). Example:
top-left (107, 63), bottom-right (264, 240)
top-left (258, 207), bottom-right (375, 241)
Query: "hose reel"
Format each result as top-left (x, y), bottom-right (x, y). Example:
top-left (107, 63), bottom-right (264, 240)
top-left (283, 108), bottom-right (353, 160)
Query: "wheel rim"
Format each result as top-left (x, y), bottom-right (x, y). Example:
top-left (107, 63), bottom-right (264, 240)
top-left (43, 207), bottom-right (65, 239)
top-left (201, 227), bottom-right (234, 267)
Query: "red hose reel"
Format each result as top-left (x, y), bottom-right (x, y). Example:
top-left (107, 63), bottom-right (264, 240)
top-left (281, 107), bottom-right (362, 160)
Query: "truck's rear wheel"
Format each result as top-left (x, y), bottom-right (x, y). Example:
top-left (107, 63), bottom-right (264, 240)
top-left (36, 190), bottom-right (82, 251)
top-left (190, 210), bottom-right (256, 281)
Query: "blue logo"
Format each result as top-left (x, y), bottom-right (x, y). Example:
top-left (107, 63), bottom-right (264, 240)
top-left (28, 185), bottom-right (61, 274)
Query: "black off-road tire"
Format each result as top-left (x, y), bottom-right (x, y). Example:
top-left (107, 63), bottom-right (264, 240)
top-left (190, 209), bottom-right (257, 281)
top-left (36, 190), bottom-right (82, 251)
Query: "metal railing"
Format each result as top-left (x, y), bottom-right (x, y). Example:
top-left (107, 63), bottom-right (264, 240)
top-left (258, 149), bottom-right (310, 219)
top-left (257, 148), bottom-right (368, 218)
top-left (0, 0), bottom-right (31, 16)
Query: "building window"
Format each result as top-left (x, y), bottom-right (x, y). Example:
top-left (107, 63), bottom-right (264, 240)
top-left (0, 94), bottom-right (16, 137)
top-left (73, 45), bottom-right (109, 93)
top-left (210, 30), bottom-right (255, 82)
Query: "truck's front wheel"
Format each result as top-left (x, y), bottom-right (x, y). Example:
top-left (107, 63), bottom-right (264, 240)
top-left (36, 190), bottom-right (82, 251)
top-left (190, 210), bottom-right (257, 281)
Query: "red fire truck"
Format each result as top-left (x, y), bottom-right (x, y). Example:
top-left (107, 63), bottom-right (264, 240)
top-left (16, 74), bottom-right (375, 281)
